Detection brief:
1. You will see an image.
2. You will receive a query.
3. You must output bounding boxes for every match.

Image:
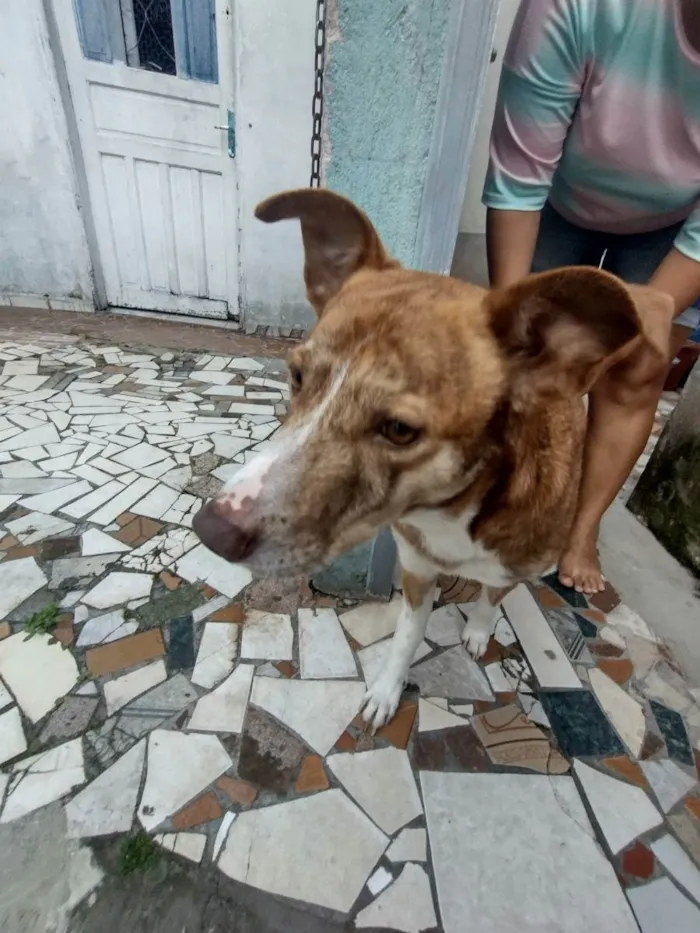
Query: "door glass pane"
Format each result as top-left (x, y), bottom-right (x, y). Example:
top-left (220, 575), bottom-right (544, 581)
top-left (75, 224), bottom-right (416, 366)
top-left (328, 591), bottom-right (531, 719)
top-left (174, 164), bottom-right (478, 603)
top-left (131, 0), bottom-right (176, 75)
top-left (73, 0), bottom-right (218, 83)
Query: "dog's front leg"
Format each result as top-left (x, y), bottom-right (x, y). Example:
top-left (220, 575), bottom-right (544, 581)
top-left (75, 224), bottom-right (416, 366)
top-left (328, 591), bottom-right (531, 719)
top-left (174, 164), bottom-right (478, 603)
top-left (361, 571), bottom-right (436, 732)
top-left (461, 584), bottom-right (514, 659)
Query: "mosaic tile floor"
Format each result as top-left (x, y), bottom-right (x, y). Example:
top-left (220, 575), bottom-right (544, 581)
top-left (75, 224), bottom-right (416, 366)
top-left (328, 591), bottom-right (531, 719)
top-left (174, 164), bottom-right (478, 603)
top-left (1, 338), bottom-right (700, 932)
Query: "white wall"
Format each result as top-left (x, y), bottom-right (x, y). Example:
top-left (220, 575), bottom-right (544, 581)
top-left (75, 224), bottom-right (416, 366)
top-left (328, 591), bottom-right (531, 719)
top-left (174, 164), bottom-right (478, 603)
top-left (235, 0), bottom-right (317, 332)
top-left (459, 0), bottom-right (520, 235)
top-left (0, 0), bottom-right (93, 304)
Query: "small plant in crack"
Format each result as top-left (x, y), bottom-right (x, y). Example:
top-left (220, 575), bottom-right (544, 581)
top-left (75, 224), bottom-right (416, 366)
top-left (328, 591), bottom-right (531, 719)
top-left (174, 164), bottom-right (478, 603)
top-left (24, 604), bottom-right (60, 636)
top-left (119, 833), bottom-right (161, 876)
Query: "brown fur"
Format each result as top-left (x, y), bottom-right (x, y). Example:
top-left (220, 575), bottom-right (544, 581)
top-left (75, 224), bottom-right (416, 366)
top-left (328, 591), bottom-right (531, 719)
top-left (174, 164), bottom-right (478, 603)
top-left (198, 189), bottom-right (673, 581)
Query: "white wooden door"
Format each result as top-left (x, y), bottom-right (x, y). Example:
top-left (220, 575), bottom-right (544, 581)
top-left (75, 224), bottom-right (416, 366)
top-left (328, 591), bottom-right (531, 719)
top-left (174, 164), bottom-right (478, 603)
top-left (53, 0), bottom-right (237, 319)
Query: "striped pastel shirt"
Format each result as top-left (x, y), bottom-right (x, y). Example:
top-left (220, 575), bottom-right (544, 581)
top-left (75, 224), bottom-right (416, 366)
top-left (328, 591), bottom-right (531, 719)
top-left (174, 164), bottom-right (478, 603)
top-left (483, 0), bottom-right (700, 263)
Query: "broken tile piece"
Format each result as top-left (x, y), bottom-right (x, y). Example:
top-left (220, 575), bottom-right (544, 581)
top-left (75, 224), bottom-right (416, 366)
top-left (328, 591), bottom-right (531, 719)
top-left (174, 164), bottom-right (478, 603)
top-left (295, 755), bottom-right (329, 794)
top-left (471, 704), bottom-right (568, 774)
top-left (1, 738), bottom-right (85, 824)
top-left (81, 528), bottom-right (131, 556)
top-left (589, 668), bottom-right (646, 758)
top-left (213, 812), bottom-right (237, 861)
top-left (327, 747), bottom-right (422, 834)
top-left (0, 707), bottom-right (27, 765)
top-left (621, 841), bottom-right (655, 879)
top-left (83, 571), bottom-right (153, 609)
top-left (418, 698), bottom-right (467, 733)
top-left (103, 660), bottom-right (167, 716)
top-left (356, 864), bottom-right (437, 933)
top-left (651, 834), bottom-right (700, 904)
top-left (386, 827), bottom-right (427, 863)
top-left (502, 584), bottom-right (581, 689)
top-left (76, 609), bottom-right (137, 647)
top-left (298, 607), bottom-right (356, 679)
top-left (640, 759), bottom-right (697, 813)
top-left (217, 776), bottom-right (258, 806)
top-left (39, 696), bottom-right (97, 743)
top-left (0, 632), bottom-right (79, 723)
top-left (139, 730), bottom-right (231, 831)
top-left (191, 621), bottom-right (238, 688)
top-left (0, 556), bottom-right (47, 620)
top-left (240, 609), bottom-right (293, 661)
top-left (5, 511), bottom-right (73, 546)
top-left (540, 690), bottom-right (625, 757)
top-left (358, 639), bottom-right (431, 688)
top-left (367, 866), bottom-right (393, 896)
top-left (339, 598), bottom-right (401, 647)
top-left (86, 629), bottom-right (165, 677)
top-left (573, 759), bottom-right (663, 854)
top-left (188, 663), bottom-right (254, 734)
top-left (602, 756), bottom-right (647, 787)
top-left (119, 673), bottom-right (196, 738)
top-left (65, 740), bottom-right (146, 837)
top-left (219, 789), bottom-right (387, 913)
top-left (251, 677), bottom-right (366, 756)
top-left (409, 646), bottom-right (494, 701)
top-left (650, 699), bottom-right (694, 766)
top-left (627, 877), bottom-right (700, 933)
top-left (157, 832), bottom-right (207, 863)
top-left (376, 699), bottom-right (418, 749)
top-left (172, 791), bottom-right (222, 831)
top-left (422, 770), bottom-right (639, 933)
top-left (425, 605), bottom-right (463, 647)
top-left (176, 544), bottom-right (252, 599)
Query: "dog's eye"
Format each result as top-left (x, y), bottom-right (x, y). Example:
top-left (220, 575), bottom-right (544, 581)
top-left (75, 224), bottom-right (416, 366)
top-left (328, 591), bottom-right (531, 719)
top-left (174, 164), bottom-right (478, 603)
top-left (380, 419), bottom-right (419, 446)
top-left (289, 366), bottom-right (303, 390)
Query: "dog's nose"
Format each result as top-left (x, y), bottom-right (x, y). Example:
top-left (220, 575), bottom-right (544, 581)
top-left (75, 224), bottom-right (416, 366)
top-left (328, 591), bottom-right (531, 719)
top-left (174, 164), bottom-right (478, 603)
top-left (193, 500), bottom-right (259, 563)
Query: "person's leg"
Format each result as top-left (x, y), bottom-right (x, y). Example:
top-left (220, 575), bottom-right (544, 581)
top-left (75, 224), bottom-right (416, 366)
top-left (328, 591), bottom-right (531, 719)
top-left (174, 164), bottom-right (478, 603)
top-left (559, 223), bottom-right (695, 593)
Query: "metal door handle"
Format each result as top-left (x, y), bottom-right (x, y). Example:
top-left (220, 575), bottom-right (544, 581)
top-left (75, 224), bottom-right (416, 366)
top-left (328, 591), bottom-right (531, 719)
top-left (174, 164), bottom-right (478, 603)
top-left (214, 110), bottom-right (236, 159)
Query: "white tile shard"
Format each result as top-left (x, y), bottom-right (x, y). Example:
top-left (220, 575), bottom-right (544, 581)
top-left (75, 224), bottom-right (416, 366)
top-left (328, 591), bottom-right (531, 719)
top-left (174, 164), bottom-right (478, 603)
top-left (240, 609), bottom-right (294, 661)
top-left (188, 663), bottom-right (254, 734)
top-left (139, 730), bottom-right (231, 831)
top-left (340, 598), bottom-right (402, 647)
top-left (573, 760), bottom-right (663, 854)
top-left (327, 747), bottom-right (423, 834)
top-left (218, 789), bottom-right (387, 913)
top-left (589, 668), bottom-right (646, 757)
top-left (103, 661), bottom-right (168, 716)
top-left (0, 632), bottom-right (79, 723)
top-left (83, 571), bottom-right (153, 609)
top-left (0, 556), bottom-right (47, 620)
top-left (627, 877), bottom-right (700, 933)
top-left (0, 707), bottom-right (28, 765)
top-left (386, 827), bottom-right (427, 863)
top-left (65, 741), bottom-right (146, 837)
top-left (298, 608), bottom-right (357, 679)
top-left (176, 545), bottom-right (252, 599)
top-left (251, 678), bottom-right (366, 756)
top-left (1, 738), bottom-right (85, 824)
top-left (191, 622), bottom-right (239, 689)
top-left (418, 698), bottom-right (467, 732)
top-left (356, 864), bottom-right (438, 933)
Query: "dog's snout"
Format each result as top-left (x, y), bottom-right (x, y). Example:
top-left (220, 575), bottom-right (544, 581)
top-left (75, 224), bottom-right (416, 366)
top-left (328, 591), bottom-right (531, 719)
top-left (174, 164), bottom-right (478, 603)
top-left (193, 500), bottom-right (259, 563)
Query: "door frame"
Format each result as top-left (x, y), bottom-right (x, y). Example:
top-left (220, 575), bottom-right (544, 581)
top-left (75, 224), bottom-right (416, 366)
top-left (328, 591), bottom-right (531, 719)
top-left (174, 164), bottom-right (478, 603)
top-left (45, 0), bottom-right (239, 319)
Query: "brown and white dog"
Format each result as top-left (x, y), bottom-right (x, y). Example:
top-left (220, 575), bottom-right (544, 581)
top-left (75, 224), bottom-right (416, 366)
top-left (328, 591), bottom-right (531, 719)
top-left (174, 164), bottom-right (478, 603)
top-left (193, 189), bottom-right (670, 729)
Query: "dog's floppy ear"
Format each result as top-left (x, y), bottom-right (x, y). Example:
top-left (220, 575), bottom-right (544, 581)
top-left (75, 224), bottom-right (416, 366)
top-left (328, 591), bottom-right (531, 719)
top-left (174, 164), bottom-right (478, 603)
top-left (255, 189), bottom-right (395, 315)
top-left (487, 267), bottom-right (668, 408)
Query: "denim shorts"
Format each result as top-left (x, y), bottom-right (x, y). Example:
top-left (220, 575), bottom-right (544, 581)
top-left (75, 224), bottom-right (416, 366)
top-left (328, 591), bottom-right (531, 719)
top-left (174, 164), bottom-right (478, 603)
top-left (531, 203), bottom-right (700, 331)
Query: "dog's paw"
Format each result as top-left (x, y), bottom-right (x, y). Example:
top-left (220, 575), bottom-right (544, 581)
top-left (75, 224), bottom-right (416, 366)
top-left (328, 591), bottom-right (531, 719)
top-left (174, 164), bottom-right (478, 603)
top-left (461, 616), bottom-right (492, 659)
top-left (361, 673), bottom-right (404, 732)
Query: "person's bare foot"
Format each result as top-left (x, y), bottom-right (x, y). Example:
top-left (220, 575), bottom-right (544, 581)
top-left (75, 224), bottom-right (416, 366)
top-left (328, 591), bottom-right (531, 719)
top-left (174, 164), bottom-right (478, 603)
top-left (558, 530), bottom-right (605, 594)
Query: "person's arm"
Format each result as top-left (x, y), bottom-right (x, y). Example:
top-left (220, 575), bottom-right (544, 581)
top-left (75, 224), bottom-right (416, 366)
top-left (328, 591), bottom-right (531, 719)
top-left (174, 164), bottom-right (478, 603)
top-left (483, 0), bottom-right (589, 287)
top-left (649, 207), bottom-right (700, 315)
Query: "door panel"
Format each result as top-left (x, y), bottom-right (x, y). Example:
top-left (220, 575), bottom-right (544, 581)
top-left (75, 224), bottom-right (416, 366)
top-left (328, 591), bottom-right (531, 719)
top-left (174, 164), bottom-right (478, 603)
top-left (53, 0), bottom-right (237, 319)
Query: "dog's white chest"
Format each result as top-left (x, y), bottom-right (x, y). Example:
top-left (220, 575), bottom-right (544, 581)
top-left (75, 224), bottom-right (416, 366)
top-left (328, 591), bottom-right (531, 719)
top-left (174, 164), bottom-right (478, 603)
top-left (396, 506), bottom-right (512, 588)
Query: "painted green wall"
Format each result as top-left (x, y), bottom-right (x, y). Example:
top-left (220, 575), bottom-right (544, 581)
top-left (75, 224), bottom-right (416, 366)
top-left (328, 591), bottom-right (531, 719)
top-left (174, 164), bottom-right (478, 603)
top-left (325, 0), bottom-right (451, 266)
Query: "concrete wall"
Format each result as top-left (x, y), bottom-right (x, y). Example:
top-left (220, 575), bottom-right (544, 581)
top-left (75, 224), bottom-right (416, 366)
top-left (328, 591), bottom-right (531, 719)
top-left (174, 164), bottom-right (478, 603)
top-left (459, 0), bottom-right (521, 235)
top-left (236, 0), bottom-right (317, 333)
top-left (629, 366), bottom-right (700, 577)
top-left (0, 0), bottom-right (93, 305)
top-left (324, 0), bottom-right (451, 266)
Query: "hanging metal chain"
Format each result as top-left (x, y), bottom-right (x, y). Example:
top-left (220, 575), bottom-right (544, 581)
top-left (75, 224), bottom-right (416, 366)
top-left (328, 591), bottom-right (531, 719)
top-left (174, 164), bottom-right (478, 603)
top-left (310, 0), bottom-right (327, 187)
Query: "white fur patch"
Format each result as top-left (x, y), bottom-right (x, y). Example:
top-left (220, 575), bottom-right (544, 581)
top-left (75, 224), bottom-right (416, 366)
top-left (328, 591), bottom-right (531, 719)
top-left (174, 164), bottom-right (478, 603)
top-left (396, 505), bottom-right (513, 587)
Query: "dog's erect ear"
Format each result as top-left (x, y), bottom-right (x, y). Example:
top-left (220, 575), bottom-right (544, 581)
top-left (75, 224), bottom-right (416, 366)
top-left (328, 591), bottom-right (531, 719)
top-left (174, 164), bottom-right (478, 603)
top-left (255, 189), bottom-right (395, 315)
top-left (487, 267), bottom-right (668, 408)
